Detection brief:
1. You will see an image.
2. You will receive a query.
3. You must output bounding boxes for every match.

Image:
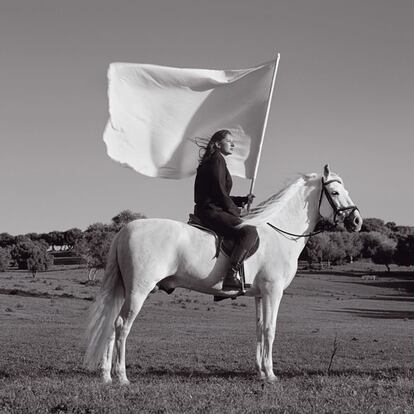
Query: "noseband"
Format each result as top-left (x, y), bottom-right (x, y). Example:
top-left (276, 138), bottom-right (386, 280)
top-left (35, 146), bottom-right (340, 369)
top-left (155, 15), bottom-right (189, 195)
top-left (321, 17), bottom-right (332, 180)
top-left (267, 177), bottom-right (359, 238)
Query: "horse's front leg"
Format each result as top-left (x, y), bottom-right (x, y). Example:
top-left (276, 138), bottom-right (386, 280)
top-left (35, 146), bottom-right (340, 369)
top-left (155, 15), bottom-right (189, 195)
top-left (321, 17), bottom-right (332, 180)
top-left (261, 283), bottom-right (283, 382)
top-left (255, 296), bottom-right (265, 379)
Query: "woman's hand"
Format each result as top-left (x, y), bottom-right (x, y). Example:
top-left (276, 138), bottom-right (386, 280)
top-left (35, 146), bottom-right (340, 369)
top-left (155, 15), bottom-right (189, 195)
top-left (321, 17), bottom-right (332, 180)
top-left (246, 193), bottom-right (255, 204)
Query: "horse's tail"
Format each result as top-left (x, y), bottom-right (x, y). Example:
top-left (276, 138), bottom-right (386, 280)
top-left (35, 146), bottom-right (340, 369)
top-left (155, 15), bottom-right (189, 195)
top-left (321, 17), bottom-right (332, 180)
top-left (83, 232), bottom-right (124, 370)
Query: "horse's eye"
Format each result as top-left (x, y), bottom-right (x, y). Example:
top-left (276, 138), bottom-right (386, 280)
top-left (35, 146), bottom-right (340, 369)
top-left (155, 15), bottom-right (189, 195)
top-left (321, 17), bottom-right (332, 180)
top-left (331, 191), bottom-right (339, 196)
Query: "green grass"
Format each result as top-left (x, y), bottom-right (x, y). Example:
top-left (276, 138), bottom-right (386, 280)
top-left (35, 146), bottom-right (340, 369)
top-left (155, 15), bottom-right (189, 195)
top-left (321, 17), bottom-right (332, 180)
top-left (0, 264), bottom-right (413, 413)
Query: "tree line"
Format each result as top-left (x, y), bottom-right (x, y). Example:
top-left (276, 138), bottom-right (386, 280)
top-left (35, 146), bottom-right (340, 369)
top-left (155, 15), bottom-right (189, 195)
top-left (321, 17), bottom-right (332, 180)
top-left (1, 214), bottom-right (413, 276)
top-left (0, 210), bottom-right (145, 277)
top-left (300, 218), bottom-right (414, 270)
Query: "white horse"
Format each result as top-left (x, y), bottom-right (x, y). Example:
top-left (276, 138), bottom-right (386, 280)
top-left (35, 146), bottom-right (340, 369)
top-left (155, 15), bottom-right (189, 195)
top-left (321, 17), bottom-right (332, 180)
top-left (84, 165), bottom-right (362, 384)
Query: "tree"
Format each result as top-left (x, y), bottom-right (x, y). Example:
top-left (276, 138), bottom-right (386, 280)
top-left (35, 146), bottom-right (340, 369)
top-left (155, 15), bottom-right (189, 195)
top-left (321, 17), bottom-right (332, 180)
top-left (26, 245), bottom-right (54, 277)
top-left (64, 228), bottom-right (83, 249)
top-left (342, 233), bottom-right (363, 263)
top-left (361, 218), bottom-right (392, 236)
top-left (0, 248), bottom-right (11, 271)
top-left (359, 231), bottom-right (397, 270)
top-left (38, 232), bottom-right (51, 246)
top-left (111, 210), bottom-right (146, 231)
top-left (0, 233), bottom-right (15, 248)
top-left (14, 235), bottom-right (30, 243)
top-left (360, 232), bottom-right (387, 259)
top-left (372, 237), bottom-right (397, 271)
top-left (386, 221), bottom-right (397, 232)
top-left (10, 238), bottom-right (33, 269)
top-left (302, 233), bottom-right (330, 267)
top-left (25, 232), bottom-right (41, 242)
top-left (47, 231), bottom-right (65, 251)
top-left (325, 233), bottom-right (347, 265)
top-left (10, 239), bottom-right (53, 272)
top-left (394, 235), bottom-right (414, 267)
top-left (303, 231), bottom-right (363, 267)
top-left (74, 223), bottom-right (116, 280)
top-left (394, 226), bottom-right (414, 237)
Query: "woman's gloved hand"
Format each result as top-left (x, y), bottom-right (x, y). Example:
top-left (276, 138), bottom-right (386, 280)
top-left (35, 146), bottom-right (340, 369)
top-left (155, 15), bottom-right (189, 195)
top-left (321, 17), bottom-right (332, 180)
top-left (246, 193), bottom-right (255, 205)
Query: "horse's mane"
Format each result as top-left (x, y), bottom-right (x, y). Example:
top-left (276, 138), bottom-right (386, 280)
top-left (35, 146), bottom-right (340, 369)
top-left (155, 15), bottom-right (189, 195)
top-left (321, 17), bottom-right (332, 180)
top-left (241, 173), bottom-right (320, 227)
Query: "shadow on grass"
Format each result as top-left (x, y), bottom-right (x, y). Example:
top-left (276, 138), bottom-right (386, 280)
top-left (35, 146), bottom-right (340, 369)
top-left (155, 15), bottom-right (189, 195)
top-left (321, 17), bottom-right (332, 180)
top-left (278, 366), bottom-right (413, 380)
top-left (298, 270), bottom-right (361, 278)
top-left (332, 307), bottom-right (414, 319)
top-left (138, 365), bottom-right (412, 381)
top-left (0, 288), bottom-right (92, 301)
top-left (145, 367), bottom-right (255, 380)
top-left (3, 365), bottom-right (411, 384)
top-left (359, 295), bottom-right (414, 303)
top-left (48, 266), bottom-right (87, 273)
top-left (352, 280), bottom-right (414, 294)
top-left (299, 270), bottom-right (414, 280)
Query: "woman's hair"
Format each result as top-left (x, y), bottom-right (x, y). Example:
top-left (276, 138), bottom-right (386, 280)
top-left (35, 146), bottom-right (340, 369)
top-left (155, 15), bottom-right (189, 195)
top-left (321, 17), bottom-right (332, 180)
top-left (198, 129), bottom-right (231, 166)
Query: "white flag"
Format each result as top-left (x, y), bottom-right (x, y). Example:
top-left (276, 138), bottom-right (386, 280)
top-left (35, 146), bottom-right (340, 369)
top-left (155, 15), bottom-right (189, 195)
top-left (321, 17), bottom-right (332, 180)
top-left (103, 60), bottom-right (275, 179)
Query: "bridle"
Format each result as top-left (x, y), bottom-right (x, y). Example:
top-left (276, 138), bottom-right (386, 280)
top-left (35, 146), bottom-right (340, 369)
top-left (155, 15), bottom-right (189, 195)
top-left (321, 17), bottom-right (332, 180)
top-left (266, 177), bottom-right (359, 238)
top-left (319, 178), bottom-right (359, 226)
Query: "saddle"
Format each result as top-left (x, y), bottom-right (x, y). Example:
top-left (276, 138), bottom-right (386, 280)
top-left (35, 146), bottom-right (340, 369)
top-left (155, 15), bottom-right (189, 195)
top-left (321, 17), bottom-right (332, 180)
top-left (187, 214), bottom-right (260, 260)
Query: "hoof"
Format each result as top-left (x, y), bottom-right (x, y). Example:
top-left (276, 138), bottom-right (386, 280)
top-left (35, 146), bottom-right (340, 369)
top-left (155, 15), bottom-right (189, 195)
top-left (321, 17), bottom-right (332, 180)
top-left (119, 378), bottom-right (130, 386)
top-left (102, 377), bottom-right (112, 385)
top-left (263, 374), bottom-right (278, 383)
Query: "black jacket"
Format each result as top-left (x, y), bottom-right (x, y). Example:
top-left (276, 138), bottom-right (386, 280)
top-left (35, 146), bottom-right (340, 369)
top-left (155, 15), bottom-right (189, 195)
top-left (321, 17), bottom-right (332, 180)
top-left (194, 152), bottom-right (247, 217)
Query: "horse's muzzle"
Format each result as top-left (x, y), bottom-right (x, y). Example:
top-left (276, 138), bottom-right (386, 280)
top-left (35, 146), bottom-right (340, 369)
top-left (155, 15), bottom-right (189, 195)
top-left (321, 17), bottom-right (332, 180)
top-left (344, 209), bottom-right (362, 232)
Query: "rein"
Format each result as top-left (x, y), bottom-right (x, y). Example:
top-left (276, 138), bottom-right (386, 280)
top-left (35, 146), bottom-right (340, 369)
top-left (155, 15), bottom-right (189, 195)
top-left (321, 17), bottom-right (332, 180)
top-left (266, 221), bottom-right (336, 238)
top-left (266, 178), bottom-right (358, 239)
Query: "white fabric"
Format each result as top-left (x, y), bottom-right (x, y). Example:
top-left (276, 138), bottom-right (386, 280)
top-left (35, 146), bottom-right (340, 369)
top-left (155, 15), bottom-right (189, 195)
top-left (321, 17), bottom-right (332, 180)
top-left (103, 61), bottom-right (275, 179)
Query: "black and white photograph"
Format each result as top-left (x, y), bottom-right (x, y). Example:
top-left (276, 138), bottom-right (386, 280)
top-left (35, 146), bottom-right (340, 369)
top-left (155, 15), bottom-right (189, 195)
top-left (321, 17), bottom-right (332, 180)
top-left (0, 1), bottom-right (413, 412)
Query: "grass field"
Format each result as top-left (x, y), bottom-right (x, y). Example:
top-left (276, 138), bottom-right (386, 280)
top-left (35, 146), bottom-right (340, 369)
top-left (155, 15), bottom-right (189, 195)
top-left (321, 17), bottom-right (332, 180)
top-left (0, 263), bottom-right (413, 413)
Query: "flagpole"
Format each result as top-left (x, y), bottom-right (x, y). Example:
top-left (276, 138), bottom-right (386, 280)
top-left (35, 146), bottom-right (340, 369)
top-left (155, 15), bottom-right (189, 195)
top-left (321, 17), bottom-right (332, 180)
top-left (247, 53), bottom-right (281, 211)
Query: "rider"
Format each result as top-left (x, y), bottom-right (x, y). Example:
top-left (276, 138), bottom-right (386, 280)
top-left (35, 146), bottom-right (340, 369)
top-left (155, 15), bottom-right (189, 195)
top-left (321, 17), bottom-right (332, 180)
top-left (194, 129), bottom-right (258, 290)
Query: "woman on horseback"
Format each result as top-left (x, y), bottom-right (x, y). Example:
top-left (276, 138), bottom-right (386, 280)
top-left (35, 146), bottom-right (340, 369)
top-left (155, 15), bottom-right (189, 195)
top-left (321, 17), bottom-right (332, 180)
top-left (194, 129), bottom-right (258, 290)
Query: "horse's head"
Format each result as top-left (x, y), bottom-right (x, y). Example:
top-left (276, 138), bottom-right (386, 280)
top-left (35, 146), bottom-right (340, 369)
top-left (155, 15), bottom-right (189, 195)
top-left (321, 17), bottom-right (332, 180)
top-left (319, 164), bottom-right (362, 232)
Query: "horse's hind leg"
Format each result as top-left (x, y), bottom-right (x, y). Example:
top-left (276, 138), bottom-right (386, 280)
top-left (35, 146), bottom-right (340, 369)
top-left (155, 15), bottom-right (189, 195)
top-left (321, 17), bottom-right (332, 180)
top-left (101, 329), bottom-right (115, 384)
top-left (113, 291), bottom-right (147, 384)
top-left (101, 330), bottom-right (115, 383)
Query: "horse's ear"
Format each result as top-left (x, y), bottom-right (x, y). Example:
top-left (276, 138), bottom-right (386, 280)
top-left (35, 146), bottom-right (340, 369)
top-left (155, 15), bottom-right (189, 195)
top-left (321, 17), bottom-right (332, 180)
top-left (323, 164), bottom-right (330, 180)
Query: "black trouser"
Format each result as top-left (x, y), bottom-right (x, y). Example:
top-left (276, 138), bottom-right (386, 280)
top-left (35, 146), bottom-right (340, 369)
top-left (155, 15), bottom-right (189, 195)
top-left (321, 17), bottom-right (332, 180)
top-left (195, 205), bottom-right (258, 268)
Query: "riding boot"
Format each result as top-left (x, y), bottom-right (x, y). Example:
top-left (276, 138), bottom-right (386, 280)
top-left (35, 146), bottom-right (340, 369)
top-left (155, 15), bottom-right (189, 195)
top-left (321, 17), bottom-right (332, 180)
top-left (222, 247), bottom-right (248, 290)
top-left (222, 265), bottom-right (242, 290)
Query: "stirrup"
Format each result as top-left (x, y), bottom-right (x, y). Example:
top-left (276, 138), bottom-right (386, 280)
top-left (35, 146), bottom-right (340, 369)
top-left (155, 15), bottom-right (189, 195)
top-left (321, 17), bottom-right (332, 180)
top-left (214, 294), bottom-right (243, 302)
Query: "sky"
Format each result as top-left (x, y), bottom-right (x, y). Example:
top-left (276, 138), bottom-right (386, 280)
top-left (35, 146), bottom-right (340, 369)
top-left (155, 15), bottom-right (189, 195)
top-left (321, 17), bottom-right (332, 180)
top-left (1, 0), bottom-right (413, 235)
